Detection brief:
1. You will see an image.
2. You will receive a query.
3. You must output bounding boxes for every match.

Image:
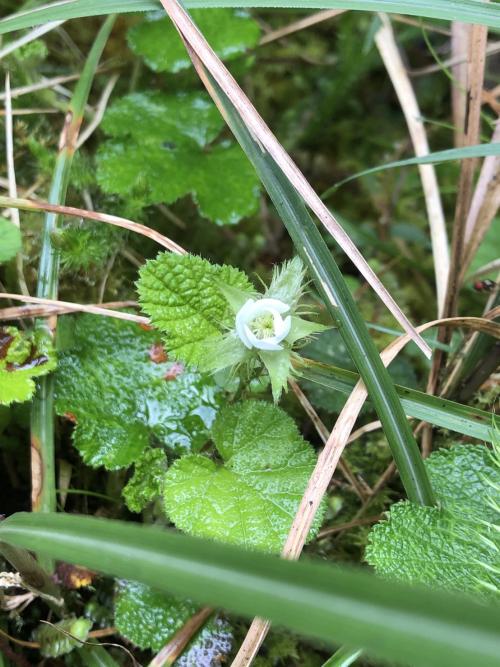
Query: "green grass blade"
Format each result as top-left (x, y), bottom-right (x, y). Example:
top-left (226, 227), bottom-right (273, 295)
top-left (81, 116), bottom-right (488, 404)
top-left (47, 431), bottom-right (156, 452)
top-left (322, 143), bottom-right (500, 198)
top-left (30, 16), bottom-right (116, 522)
top-left (1, 0), bottom-right (499, 35)
top-left (0, 512), bottom-right (499, 667)
top-left (298, 357), bottom-right (499, 443)
top-left (322, 647), bottom-right (363, 667)
top-left (199, 70), bottom-right (434, 506)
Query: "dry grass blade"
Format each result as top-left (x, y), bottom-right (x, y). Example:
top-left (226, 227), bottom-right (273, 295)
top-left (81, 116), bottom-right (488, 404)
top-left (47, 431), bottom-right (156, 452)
top-left (0, 73), bottom-right (82, 102)
top-left (159, 0), bottom-right (431, 358)
top-left (232, 314), bottom-right (499, 666)
top-left (3, 73), bottom-right (30, 297)
top-left (0, 195), bottom-right (186, 255)
top-left (443, 20), bottom-right (489, 322)
top-left (460, 121), bottom-right (500, 282)
top-left (76, 73), bottom-right (119, 148)
top-left (451, 22), bottom-right (469, 147)
top-left (374, 14), bottom-right (449, 317)
top-left (0, 20), bottom-right (64, 61)
top-left (0, 293), bottom-right (149, 324)
top-left (0, 300), bottom-right (138, 321)
top-left (259, 9), bottom-right (346, 45)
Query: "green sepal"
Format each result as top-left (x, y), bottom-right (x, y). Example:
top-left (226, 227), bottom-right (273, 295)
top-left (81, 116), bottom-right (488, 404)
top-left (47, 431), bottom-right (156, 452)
top-left (259, 349), bottom-right (294, 402)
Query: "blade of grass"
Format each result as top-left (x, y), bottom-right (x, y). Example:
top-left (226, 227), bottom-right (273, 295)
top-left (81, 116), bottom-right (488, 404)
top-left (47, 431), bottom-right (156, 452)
top-left (162, 0), bottom-right (431, 358)
top-left (321, 142), bottom-right (500, 195)
top-left (30, 16), bottom-right (116, 524)
top-left (322, 647), bottom-right (363, 667)
top-left (2, 0), bottom-right (500, 35)
top-left (374, 14), bottom-right (448, 317)
top-left (1, 512), bottom-right (499, 667)
top-left (299, 355), bottom-right (499, 443)
top-left (0, 19), bottom-right (64, 60)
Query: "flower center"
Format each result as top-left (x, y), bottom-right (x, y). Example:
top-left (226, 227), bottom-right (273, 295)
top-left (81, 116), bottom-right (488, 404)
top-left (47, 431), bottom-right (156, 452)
top-left (249, 313), bottom-right (275, 340)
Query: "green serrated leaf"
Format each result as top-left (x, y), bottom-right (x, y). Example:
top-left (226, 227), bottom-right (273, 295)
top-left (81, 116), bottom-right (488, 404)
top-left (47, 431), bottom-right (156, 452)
top-left (366, 445), bottom-right (500, 599)
top-left (54, 315), bottom-right (221, 469)
top-left (96, 91), bottom-right (259, 225)
top-left (0, 327), bottom-right (56, 406)
top-left (35, 616), bottom-right (92, 658)
top-left (137, 253), bottom-right (254, 366)
top-left (0, 217), bottom-right (21, 263)
top-left (128, 9), bottom-right (260, 73)
top-left (163, 401), bottom-right (324, 553)
top-left (122, 448), bottom-right (168, 512)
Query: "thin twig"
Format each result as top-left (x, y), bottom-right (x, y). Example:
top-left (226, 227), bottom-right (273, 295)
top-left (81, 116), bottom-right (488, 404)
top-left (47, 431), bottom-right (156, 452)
top-left (77, 73), bottom-right (119, 148)
top-left (374, 14), bottom-right (449, 316)
top-left (148, 607), bottom-right (213, 667)
top-left (160, 0), bottom-right (431, 358)
top-left (259, 10), bottom-right (346, 45)
top-left (317, 515), bottom-right (381, 539)
top-left (451, 22), bottom-right (469, 147)
top-left (3, 73), bottom-right (29, 297)
top-left (409, 39), bottom-right (500, 76)
top-left (0, 195), bottom-right (186, 255)
top-left (289, 379), bottom-right (370, 501)
top-left (0, 73), bottom-right (82, 101)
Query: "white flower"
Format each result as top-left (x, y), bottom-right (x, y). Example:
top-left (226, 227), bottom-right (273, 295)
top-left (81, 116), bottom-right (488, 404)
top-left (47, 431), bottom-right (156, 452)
top-left (235, 298), bottom-right (291, 351)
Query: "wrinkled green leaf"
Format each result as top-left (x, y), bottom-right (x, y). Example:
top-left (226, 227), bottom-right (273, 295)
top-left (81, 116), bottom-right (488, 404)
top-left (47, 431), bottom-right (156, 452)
top-left (128, 9), bottom-right (260, 73)
top-left (122, 448), bottom-right (168, 512)
top-left (138, 253), bottom-right (254, 365)
top-left (54, 315), bottom-right (221, 469)
top-left (0, 217), bottom-right (21, 263)
top-left (366, 445), bottom-right (500, 598)
top-left (0, 327), bottom-right (56, 406)
top-left (35, 616), bottom-right (92, 658)
top-left (115, 580), bottom-right (197, 650)
top-left (96, 91), bottom-right (259, 225)
top-left (114, 580), bottom-right (233, 661)
top-left (164, 400), bottom-right (324, 552)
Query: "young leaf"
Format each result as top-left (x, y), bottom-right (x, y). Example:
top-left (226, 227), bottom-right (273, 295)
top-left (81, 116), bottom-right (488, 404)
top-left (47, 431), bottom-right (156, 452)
top-left (366, 445), bottom-right (500, 598)
top-left (128, 9), bottom-right (260, 73)
top-left (163, 401), bottom-right (325, 552)
top-left (122, 448), bottom-right (168, 513)
top-left (0, 327), bottom-right (56, 406)
top-left (0, 216), bottom-right (21, 263)
top-left (54, 315), bottom-right (221, 469)
top-left (96, 91), bottom-right (259, 225)
top-left (137, 252), bottom-right (254, 366)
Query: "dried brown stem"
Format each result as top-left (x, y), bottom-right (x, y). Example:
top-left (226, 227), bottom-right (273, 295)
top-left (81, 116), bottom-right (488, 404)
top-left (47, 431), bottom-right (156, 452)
top-left (148, 607), bottom-right (213, 667)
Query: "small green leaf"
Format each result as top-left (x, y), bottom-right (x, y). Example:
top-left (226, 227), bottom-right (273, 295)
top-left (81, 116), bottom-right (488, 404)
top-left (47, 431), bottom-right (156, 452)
top-left (115, 580), bottom-right (233, 660)
top-left (366, 445), bottom-right (500, 598)
top-left (163, 401), bottom-right (324, 553)
top-left (137, 253), bottom-right (254, 366)
top-left (35, 616), bottom-right (92, 658)
top-left (96, 91), bottom-right (260, 225)
top-left (115, 580), bottom-right (197, 651)
top-left (0, 217), bottom-right (21, 263)
top-left (122, 448), bottom-right (168, 513)
top-left (0, 327), bottom-right (56, 406)
top-left (128, 9), bottom-right (260, 73)
top-left (54, 315), bottom-right (221, 469)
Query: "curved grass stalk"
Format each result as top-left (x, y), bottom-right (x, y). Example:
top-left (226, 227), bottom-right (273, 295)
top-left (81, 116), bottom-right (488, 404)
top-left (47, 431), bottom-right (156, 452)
top-left (30, 17), bottom-right (116, 527)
